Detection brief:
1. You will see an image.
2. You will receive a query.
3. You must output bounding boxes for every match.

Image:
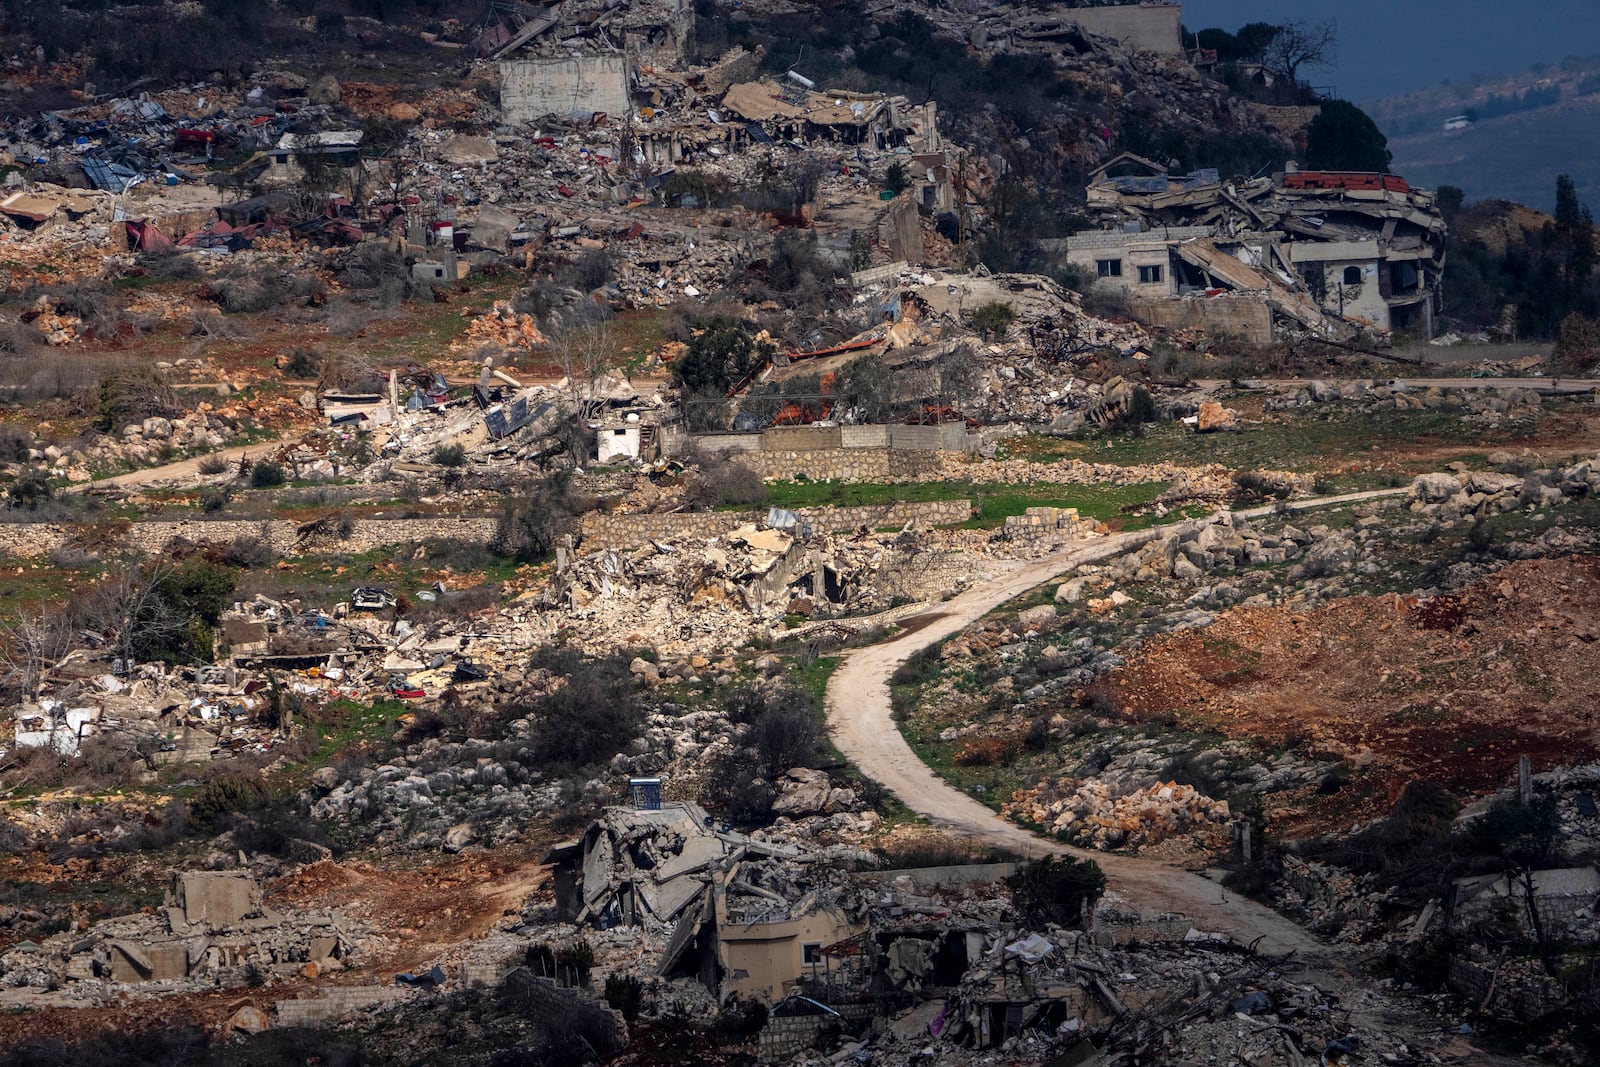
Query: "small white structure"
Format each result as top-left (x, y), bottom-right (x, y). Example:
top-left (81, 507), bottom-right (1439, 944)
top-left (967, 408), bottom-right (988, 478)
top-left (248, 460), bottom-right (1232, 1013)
top-left (597, 412), bottom-right (644, 463)
top-left (14, 701), bottom-right (100, 754)
top-left (1443, 115), bottom-right (1472, 132)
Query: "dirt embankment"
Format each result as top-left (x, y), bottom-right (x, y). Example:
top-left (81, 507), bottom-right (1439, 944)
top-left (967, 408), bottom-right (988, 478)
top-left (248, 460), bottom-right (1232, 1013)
top-left (1109, 555), bottom-right (1600, 832)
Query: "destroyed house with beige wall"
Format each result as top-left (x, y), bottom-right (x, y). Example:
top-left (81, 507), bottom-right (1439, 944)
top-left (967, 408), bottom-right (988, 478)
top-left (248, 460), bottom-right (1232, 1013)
top-left (1065, 164), bottom-right (1446, 339)
top-left (544, 802), bottom-right (865, 1003)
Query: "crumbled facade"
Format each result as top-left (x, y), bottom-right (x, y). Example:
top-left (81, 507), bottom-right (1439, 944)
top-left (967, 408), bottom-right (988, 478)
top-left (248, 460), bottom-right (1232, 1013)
top-left (1066, 158), bottom-right (1447, 340)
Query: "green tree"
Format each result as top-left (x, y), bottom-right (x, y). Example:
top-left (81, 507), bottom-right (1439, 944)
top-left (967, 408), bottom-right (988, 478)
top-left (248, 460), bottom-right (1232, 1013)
top-left (1435, 184), bottom-right (1465, 225)
top-left (670, 317), bottom-right (776, 396)
top-left (1305, 99), bottom-right (1392, 172)
top-left (969, 301), bottom-right (1017, 340)
top-left (1005, 856), bottom-right (1106, 929)
top-left (1552, 173), bottom-right (1597, 302)
top-left (883, 162), bottom-right (910, 196)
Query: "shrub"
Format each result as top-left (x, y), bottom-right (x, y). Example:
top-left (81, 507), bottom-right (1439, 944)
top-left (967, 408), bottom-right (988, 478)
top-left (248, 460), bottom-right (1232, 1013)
top-left (188, 769), bottom-right (267, 829)
top-left (953, 736), bottom-right (1018, 766)
top-left (707, 686), bottom-right (825, 824)
top-left (1082, 285), bottom-right (1131, 319)
top-left (603, 974), bottom-right (644, 1021)
top-left (250, 461), bottom-right (287, 488)
top-left (1109, 384), bottom-right (1160, 431)
top-left (196, 454), bottom-right (230, 476)
top-left (97, 367), bottom-right (177, 431)
top-left (283, 346), bottom-right (323, 378)
top-left (0, 425), bottom-right (32, 463)
top-left (682, 456), bottom-right (766, 509)
top-left (215, 534), bottom-right (273, 569)
top-left (199, 486), bottom-right (231, 513)
top-left (7, 468), bottom-right (52, 510)
top-left (556, 248), bottom-right (614, 292)
top-left (669, 317), bottom-right (775, 396)
top-left (519, 649), bottom-right (642, 771)
top-left (1466, 795), bottom-right (1561, 867)
top-left (492, 472), bottom-right (581, 562)
top-left (890, 643), bottom-right (943, 687)
top-left (969, 301), bottom-right (1017, 340)
top-left (211, 270), bottom-right (291, 313)
top-left (1303, 780), bottom-right (1461, 885)
top-left (136, 250), bottom-right (201, 281)
top-left (1006, 856), bottom-right (1106, 928)
top-left (883, 162), bottom-right (910, 196)
top-left (433, 442), bottom-right (466, 467)
top-left (765, 229), bottom-right (836, 309)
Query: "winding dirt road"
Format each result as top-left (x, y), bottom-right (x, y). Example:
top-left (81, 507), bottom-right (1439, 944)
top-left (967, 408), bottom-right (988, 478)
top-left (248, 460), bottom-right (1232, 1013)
top-left (825, 494), bottom-right (1405, 958)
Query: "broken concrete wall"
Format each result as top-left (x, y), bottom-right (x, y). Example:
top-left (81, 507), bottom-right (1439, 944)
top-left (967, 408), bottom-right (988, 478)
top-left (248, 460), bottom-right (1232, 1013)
top-left (500, 57), bottom-right (632, 124)
top-left (1066, 4), bottom-right (1184, 54)
top-left (760, 1004), bottom-right (875, 1060)
top-left (178, 872), bottom-right (261, 927)
top-left (878, 194), bottom-right (923, 263)
top-left (1129, 294), bottom-right (1273, 344)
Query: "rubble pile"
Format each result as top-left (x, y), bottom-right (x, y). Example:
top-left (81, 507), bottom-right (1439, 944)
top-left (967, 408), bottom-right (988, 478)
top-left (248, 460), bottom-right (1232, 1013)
top-left (1272, 855), bottom-right (1390, 944)
top-left (1007, 776), bottom-right (1231, 850)
top-left (1260, 377), bottom-right (1553, 423)
top-left (0, 872), bottom-right (365, 1006)
top-left (546, 522), bottom-right (970, 657)
top-left (452, 299), bottom-right (548, 353)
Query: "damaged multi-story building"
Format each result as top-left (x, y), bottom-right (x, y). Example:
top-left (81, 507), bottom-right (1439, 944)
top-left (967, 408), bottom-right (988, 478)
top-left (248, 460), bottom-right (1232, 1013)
top-left (1063, 154), bottom-right (1447, 342)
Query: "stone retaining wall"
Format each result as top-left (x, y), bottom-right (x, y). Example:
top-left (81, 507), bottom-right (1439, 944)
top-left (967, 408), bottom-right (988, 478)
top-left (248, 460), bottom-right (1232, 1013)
top-left (579, 500), bottom-right (972, 551)
top-left (0, 517), bottom-right (498, 560)
top-left (760, 1003), bottom-right (874, 1061)
top-left (1003, 506), bottom-right (1090, 544)
top-left (274, 986), bottom-right (410, 1026)
top-left (736, 447), bottom-right (947, 482)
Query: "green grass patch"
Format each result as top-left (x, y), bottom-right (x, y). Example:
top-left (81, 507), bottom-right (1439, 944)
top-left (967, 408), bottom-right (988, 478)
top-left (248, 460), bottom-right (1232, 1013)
top-left (1064, 407), bottom-right (1538, 475)
top-left (785, 654), bottom-right (841, 709)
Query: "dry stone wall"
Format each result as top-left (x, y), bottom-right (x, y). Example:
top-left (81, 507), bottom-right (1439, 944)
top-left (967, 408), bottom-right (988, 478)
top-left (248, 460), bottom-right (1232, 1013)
top-left (580, 500), bottom-right (972, 551)
top-left (736, 447), bottom-right (946, 482)
top-left (0, 518), bottom-right (498, 559)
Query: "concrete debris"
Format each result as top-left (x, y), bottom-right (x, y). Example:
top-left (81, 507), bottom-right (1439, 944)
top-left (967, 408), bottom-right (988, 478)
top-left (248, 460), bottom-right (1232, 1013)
top-left (0, 872), bottom-right (362, 1006)
top-left (1066, 164), bottom-right (1447, 342)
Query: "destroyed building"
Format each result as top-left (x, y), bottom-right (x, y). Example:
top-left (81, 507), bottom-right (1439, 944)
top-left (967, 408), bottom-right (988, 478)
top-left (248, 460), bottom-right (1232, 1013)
top-left (0, 872), bottom-right (356, 1000)
top-left (543, 800), bottom-right (867, 1003)
top-left (1064, 156), bottom-right (1447, 340)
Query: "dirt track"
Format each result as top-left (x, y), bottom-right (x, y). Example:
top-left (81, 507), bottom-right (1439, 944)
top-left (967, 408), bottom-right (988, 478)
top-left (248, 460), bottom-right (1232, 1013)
top-left (79, 440), bottom-right (291, 492)
top-left (824, 495), bottom-right (1407, 959)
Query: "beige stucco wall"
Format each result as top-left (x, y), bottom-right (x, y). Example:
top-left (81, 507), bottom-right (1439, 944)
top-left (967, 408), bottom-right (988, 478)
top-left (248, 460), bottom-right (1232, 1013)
top-left (1069, 4), bottom-right (1184, 55)
top-left (500, 56), bottom-right (631, 124)
top-left (718, 905), bottom-right (863, 1002)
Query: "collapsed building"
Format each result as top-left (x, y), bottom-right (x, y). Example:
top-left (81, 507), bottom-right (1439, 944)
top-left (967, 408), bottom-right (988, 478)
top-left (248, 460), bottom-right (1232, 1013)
top-left (1063, 155), bottom-right (1447, 341)
top-left (542, 799), bottom-right (868, 1002)
top-left (0, 872), bottom-right (357, 1003)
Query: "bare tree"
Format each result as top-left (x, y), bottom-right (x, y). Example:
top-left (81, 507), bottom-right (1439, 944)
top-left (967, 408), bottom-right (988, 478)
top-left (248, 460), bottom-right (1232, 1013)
top-left (1264, 19), bottom-right (1336, 86)
top-left (553, 320), bottom-right (618, 423)
top-left (87, 562), bottom-right (185, 669)
top-left (0, 607), bottom-right (74, 702)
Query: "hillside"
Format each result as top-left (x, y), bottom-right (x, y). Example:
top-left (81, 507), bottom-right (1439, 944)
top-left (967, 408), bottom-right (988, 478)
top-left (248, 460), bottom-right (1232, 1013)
top-left (1370, 59), bottom-right (1600, 209)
